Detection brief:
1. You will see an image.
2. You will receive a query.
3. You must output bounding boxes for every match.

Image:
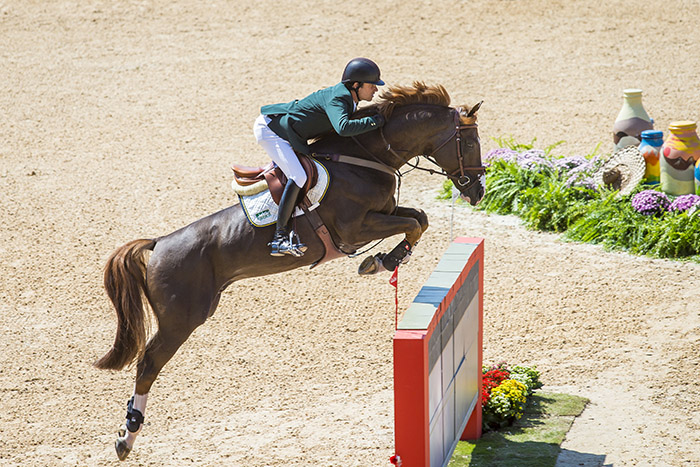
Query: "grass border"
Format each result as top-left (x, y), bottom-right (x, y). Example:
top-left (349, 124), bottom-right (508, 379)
top-left (448, 392), bottom-right (589, 467)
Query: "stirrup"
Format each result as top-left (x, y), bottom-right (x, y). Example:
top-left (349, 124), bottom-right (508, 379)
top-left (269, 231), bottom-right (307, 257)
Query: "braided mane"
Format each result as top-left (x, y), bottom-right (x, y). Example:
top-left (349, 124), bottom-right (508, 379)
top-left (358, 81), bottom-right (477, 125)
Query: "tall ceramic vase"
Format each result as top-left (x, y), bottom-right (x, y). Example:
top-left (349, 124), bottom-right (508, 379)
top-left (638, 130), bottom-right (663, 185)
top-left (613, 89), bottom-right (654, 150)
top-left (660, 121), bottom-right (700, 196)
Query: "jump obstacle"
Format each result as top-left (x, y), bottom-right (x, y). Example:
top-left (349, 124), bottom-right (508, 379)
top-left (393, 237), bottom-right (484, 466)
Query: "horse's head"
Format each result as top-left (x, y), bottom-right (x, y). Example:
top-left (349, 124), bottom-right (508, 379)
top-left (421, 102), bottom-right (484, 206)
top-left (348, 82), bottom-right (485, 205)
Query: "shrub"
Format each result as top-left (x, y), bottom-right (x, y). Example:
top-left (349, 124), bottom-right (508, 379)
top-left (438, 138), bottom-right (700, 261)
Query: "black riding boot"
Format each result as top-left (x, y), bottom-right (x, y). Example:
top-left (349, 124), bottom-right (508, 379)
top-left (269, 181), bottom-right (307, 257)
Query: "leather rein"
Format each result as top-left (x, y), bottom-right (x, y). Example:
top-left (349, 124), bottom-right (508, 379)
top-left (351, 107), bottom-right (486, 190)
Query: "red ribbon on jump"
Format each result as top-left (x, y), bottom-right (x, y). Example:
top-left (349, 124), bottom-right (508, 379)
top-left (390, 267), bottom-right (399, 330)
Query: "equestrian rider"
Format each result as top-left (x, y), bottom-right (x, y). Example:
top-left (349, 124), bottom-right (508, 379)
top-left (254, 57), bottom-right (386, 257)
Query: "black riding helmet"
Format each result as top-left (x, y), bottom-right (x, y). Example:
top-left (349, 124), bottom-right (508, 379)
top-left (341, 57), bottom-right (385, 86)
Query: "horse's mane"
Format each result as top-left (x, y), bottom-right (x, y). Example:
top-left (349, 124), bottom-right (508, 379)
top-left (356, 81), bottom-right (477, 124)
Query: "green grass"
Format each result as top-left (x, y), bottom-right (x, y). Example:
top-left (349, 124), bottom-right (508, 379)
top-left (448, 392), bottom-right (589, 467)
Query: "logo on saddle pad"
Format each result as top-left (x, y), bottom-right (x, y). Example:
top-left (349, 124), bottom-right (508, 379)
top-left (254, 209), bottom-right (272, 222)
top-left (234, 160), bottom-right (330, 228)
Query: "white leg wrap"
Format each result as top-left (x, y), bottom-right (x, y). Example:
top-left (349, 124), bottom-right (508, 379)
top-left (124, 391), bottom-right (148, 448)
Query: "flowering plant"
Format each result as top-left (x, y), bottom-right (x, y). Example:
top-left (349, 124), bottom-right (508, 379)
top-left (510, 365), bottom-right (543, 395)
top-left (631, 190), bottom-right (670, 216)
top-left (668, 194), bottom-right (700, 213)
top-left (439, 138), bottom-right (700, 260)
top-left (481, 362), bottom-right (542, 431)
top-left (483, 147), bottom-right (601, 189)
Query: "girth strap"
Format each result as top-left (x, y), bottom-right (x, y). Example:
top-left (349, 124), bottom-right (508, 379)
top-left (299, 196), bottom-right (348, 268)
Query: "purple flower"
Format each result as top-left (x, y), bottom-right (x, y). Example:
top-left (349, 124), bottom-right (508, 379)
top-left (631, 190), bottom-right (670, 216)
top-left (484, 148), bottom-right (519, 163)
top-left (668, 194), bottom-right (700, 213)
top-left (484, 147), bottom-right (600, 178)
top-left (561, 155), bottom-right (602, 188)
top-left (554, 155), bottom-right (589, 172)
top-left (516, 150), bottom-right (554, 171)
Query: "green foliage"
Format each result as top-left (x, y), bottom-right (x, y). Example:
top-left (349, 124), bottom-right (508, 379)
top-left (491, 135), bottom-right (565, 155)
top-left (566, 194), bottom-right (700, 259)
top-left (518, 179), bottom-right (596, 232)
top-left (437, 178), bottom-right (457, 200)
top-left (479, 159), bottom-right (551, 215)
top-left (653, 209), bottom-right (700, 258)
top-left (438, 138), bottom-right (700, 261)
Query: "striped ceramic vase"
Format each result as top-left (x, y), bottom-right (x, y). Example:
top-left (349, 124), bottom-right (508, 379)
top-left (639, 130), bottom-right (663, 185)
top-left (660, 121), bottom-right (700, 196)
top-left (613, 89), bottom-right (654, 150)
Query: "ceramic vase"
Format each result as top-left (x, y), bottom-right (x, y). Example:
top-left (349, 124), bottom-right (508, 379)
top-left (613, 89), bottom-right (654, 150)
top-left (660, 121), bottom-right (700, 196)
top-left (638, 130), bottom-right (663, 185)
top-left (695, 160), bottom-right (700, 195)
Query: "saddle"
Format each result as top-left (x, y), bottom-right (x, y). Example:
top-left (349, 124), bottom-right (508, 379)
top-left (231, 154), bottom-right (343, 267)
top-left (231, 155), bottom-right (318, 205)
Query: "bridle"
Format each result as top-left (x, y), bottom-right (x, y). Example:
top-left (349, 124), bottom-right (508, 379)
top-left (371, 107), bottom-right (486, 191)
top-left (340, 106), bottom-right (484, 258)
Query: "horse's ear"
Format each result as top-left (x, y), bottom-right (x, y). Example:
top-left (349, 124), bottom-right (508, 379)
top-left (466, 100), bottom-right (483, 118)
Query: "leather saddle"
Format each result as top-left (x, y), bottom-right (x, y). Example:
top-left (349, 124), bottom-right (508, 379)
top-left (231, 154), bottom-right (345, 268)
top-left (231, 155), bottom-right (318, 205)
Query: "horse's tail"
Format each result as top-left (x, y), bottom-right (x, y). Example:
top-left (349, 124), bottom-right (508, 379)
top-left (94, 238), bottom-right (156, 371)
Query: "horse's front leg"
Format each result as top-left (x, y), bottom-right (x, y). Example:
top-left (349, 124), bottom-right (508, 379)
top-left (394, 206), bottom-right (430, 242)
top-left (356, 207), bottom-right (429, 275)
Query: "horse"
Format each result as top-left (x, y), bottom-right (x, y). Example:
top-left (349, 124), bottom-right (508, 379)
top-left (94, 82), bottom-right (484, 460)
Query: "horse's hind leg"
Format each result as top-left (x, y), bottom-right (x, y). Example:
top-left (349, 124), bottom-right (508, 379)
top-left (115, 291), bottom-right (222, 460)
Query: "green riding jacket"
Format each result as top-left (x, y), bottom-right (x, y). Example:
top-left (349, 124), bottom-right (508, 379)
top-left (260, 82), bottom-right (380, 155)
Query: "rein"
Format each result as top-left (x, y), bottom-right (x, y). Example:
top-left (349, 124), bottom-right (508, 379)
top-left (351, 107), bottom-right (485, 191)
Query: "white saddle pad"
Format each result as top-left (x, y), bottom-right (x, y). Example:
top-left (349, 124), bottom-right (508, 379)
top-left (237, 160), bottom-right (330, 227)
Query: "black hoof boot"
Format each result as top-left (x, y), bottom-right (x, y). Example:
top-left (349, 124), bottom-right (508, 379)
top-left (382, 240), bottom-right (412, 271)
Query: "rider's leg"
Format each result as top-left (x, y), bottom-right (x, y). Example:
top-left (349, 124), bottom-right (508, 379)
top-left (253, 115), bottom-right (308, 256)
top-left (269, 181), bottom-right (307, 256)
top-left (253, 115), bottom-right (308, 187)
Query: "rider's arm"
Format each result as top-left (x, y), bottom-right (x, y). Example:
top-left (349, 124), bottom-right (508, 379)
top-left (325, 97), bottom-right (382, 137)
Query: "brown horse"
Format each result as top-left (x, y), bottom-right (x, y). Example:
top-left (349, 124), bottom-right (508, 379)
top-left (94, 82), bottom-right (484, 460)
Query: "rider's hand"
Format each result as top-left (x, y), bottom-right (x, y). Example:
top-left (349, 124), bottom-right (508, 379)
top-left (371, 113), bottom-right (386, 128)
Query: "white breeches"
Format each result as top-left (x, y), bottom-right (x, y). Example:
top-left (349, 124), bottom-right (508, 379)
top-left (253, 114), bottom-right (307, 187)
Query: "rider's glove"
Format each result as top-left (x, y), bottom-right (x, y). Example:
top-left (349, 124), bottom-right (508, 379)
top-left (370, 113), bottom-right (386, 128)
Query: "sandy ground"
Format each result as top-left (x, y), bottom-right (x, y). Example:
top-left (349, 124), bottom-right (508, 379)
top-left (1, 1), bottom-right (699, 465)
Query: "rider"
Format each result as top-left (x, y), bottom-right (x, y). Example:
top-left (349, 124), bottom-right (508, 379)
top-left (254, 57), bottom-right (386, 257)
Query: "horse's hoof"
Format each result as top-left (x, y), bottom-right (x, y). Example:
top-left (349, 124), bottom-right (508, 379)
top-left (359, 254), bottom-right (388, 275)
top-left (115, 436), bottom-right (131, 461)
top-left (358, 255), bottom-right (379, 275)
